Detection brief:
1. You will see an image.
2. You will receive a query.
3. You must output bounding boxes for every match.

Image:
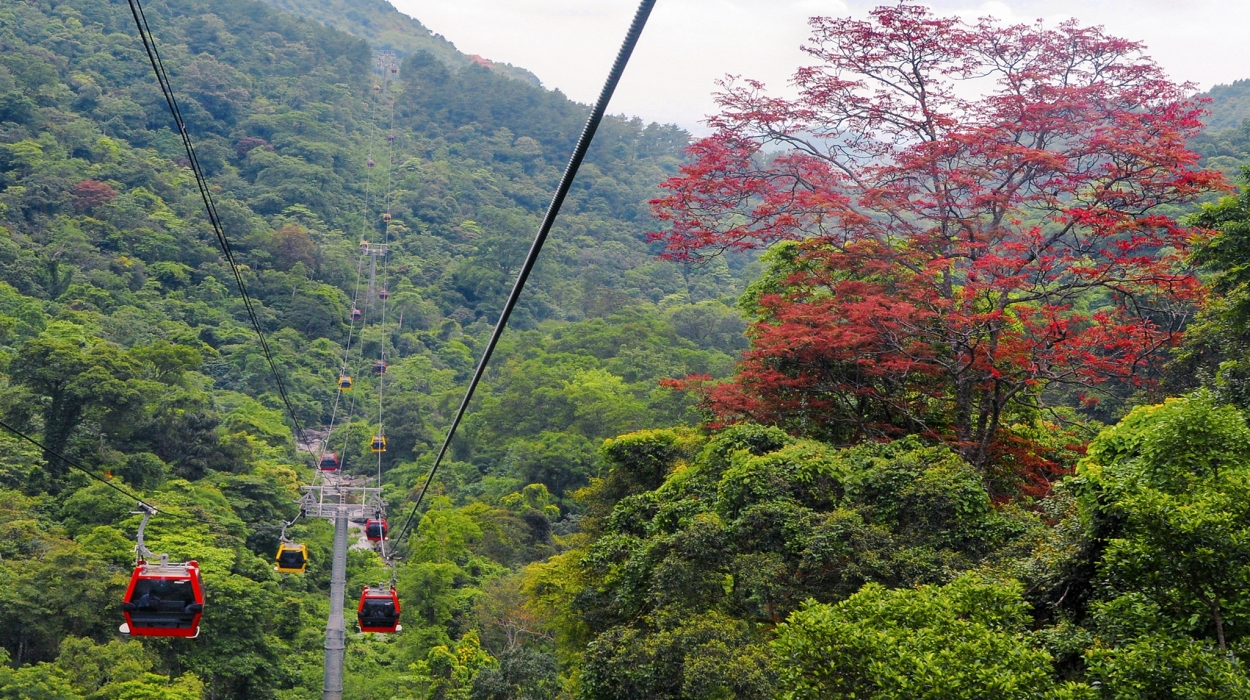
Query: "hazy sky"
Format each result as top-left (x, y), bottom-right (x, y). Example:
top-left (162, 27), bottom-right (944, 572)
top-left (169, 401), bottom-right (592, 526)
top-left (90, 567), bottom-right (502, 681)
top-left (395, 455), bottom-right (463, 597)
top-left (388, 0), bottom-right (1247, 133)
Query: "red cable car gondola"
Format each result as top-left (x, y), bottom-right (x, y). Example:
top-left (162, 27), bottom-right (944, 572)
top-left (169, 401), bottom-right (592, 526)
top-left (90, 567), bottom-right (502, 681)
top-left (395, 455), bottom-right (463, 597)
top-left (378, 289), bottom-right (389, 301)
top-left (357, 585), bottom-right (401, 633)
top-left (351, 308), bottom-right (363, 321)
top-left (120, 507), bottom-right (204, 639)
top-left (121, 557), bottom-right (204, 638)
top-left (319, 453), bottom-right (340, 471)
top-left (365, 518), bottom-right (388, 541)
top-left (372, 360), bottom-right (388, 375)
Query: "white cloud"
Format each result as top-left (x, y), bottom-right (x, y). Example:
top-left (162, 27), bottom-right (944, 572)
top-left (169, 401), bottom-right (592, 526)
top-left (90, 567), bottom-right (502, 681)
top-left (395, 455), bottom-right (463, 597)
top-left (390, 0), bottom-right (1250, 133)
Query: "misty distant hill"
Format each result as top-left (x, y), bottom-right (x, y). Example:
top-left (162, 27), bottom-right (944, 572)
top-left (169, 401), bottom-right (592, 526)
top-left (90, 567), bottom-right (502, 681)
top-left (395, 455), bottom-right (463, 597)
top-left (257, 0), bottom-right (542, 86)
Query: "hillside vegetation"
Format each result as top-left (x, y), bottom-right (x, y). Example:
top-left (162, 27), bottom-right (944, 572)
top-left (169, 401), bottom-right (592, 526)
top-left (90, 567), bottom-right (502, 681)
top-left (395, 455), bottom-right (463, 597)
top-left (3, 0), bottom-right (1250, 699)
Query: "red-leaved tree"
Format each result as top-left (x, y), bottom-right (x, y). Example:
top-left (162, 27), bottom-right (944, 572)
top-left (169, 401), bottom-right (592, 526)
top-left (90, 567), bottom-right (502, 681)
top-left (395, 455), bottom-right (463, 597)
top-left (651, 5), bottom-right (1223, 477)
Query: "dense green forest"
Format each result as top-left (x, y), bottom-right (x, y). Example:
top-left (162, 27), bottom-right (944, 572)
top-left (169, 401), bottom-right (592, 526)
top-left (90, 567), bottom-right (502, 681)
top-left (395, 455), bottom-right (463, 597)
top-left (2, 0), bottom-right (1250, 697)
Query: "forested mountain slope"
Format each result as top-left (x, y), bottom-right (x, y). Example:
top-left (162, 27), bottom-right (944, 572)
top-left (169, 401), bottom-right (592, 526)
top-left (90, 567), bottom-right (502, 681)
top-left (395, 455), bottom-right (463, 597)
top-left (256, 0), bottom-right (541, 86)
top-left (1199, 79), bottom-right (1250, 133)
top-left (5, 0), bottom-right (1250, 698)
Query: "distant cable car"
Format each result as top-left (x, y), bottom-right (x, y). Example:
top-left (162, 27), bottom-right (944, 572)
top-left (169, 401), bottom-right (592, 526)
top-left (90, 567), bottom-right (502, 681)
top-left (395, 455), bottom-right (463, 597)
top-left (390, 65), bottom-right (398, 74)
top-left (365, 518), bottom-right (389, 541)
top-left (378, 289), bottom-right (389, 301)
top-left (367, 158), bottom-right (375, 168)
top-left (370, 435), bottom-right (387, 453)
top-left (319, 453), bottom-right (340, 471)
top-left (120, 507), bottom-right (204, 639)
top-left (382, 212), bottom-right (391, 223)
top-left (372, 360), bottom-right (388, 375)
top-left (360, 240), bottom-right (370, 252)
top-left (350, 308), bottom-right (363, 321)
top-left (387, 134), bottom-right (395, 143)
top-left (338, 376), bottom-right (353, 390)
top-left (372, 84), bottom-right (381, 92)
top-left (275, 542), bottom-right (308, 574)
top-left (357, 585), bottom-right (401, 633)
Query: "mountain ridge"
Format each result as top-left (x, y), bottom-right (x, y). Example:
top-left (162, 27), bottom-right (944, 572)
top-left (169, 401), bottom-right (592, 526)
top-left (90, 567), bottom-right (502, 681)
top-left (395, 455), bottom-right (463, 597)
top-left (256, 0), bottom-right (543, 87)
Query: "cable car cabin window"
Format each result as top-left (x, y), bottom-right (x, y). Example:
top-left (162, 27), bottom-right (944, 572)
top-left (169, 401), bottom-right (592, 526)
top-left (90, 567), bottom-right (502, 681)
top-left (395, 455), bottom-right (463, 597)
top-left (123, 578), bottom-right (200, 630)
top-left (360, 598), bottom-right (397, 626)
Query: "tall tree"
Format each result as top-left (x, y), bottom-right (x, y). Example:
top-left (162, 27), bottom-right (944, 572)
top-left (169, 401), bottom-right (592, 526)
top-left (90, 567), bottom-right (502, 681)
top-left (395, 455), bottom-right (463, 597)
top-left (651, 5), bottom-right (1222, 470)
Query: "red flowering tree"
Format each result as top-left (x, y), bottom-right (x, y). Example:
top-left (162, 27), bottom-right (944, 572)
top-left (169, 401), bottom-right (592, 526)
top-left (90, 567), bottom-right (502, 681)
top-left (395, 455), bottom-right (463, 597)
top-left (71, 179), bottom-right (117, 211)
top-left (651, 5), bottom-right (1223, 474)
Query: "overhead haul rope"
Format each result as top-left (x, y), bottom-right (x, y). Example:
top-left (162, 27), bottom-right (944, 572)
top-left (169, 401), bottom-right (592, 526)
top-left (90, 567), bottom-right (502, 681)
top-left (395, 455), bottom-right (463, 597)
top-left (124, 0), bottom-right (315, 464)
top-left (388, 0), bottom-right (659, 554)
top-left (375, 84), bottom-right (398, 493)
top-left (0, 417), bottom-right (215, 527)
top-left (321, 66), bottom-right (390, 487)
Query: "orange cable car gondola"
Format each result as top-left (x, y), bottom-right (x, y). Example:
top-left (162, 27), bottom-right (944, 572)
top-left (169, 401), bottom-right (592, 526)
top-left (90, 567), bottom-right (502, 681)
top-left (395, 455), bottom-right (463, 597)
top-left (120, 506), bottom-right (204, 639)
top-left (365, 518), bottom-right (388, 542)
top-left (357, 584), bottom-right (401, 633)
top-left (370, 435), bottom-right (387, 453)
top-left (319, 453), bottom-right (340, 471)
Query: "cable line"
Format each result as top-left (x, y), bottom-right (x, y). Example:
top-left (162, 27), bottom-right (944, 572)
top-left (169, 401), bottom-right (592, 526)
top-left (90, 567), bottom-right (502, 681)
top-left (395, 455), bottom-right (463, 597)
top-left (0, 417), bottom-right (214, 526)
top-left (389, 0), bottom-right (659, 552)
top-left (124, 0), bottom-right (314, 461)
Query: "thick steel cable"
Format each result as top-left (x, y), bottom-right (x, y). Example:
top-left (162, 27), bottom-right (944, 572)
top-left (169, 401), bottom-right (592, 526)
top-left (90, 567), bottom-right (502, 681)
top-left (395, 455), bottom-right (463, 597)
top-left (125, 0), bottom-right (314, 463)
top-left (390, 0), bottom-right (658, 552)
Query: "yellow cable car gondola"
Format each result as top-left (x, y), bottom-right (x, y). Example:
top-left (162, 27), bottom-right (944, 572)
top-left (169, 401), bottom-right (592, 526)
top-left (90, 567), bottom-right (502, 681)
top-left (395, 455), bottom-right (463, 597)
top-left (339, 375), bottom-right (353, 390)
top-left (275, 542), bottom-right (308, 574)
top-left (371, 435), bottom-right (387, 453)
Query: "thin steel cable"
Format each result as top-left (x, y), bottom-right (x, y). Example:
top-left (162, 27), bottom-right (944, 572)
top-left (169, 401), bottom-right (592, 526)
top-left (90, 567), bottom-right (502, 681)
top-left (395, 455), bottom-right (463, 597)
top-left (125, 0), bottom-right (314, 464)
top-left (0, 418), bottom-right (213, 526)
top-left (390, 0), bottom-right (658, 553)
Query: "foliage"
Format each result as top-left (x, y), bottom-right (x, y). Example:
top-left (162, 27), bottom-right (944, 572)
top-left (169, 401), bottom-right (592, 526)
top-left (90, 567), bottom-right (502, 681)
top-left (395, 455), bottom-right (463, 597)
top-left (3, 0), bottom-right (1250, 697)
top-left (536, 425), bottom-right (1042, 698)
top-left (772, 575), bottom-right (1093, 700)
top-left (1079, 394), bottom-right (1250, 651)
top-left (652, 4), bottom-right (1222, 476)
